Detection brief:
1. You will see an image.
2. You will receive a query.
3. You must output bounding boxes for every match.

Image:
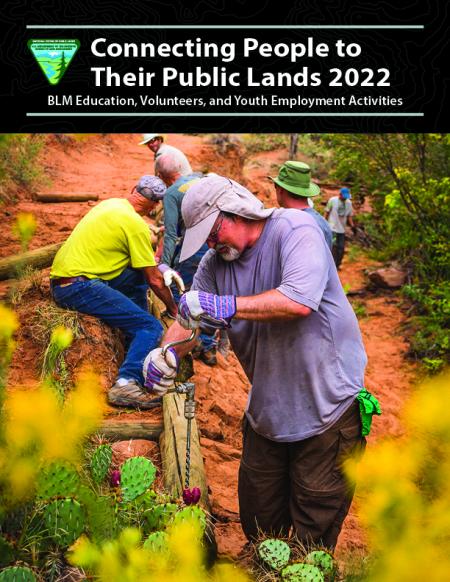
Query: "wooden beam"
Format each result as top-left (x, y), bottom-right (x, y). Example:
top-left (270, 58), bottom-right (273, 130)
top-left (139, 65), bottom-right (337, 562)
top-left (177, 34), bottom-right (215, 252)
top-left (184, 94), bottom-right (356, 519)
top-left (35, 193), bottom-right (99, 203)
top-left (99, 420), bottom-right (163, 441)
top-left (160, 392), bottom-right (210, 510)
top-left (0, 242), bottom-right (64, 280)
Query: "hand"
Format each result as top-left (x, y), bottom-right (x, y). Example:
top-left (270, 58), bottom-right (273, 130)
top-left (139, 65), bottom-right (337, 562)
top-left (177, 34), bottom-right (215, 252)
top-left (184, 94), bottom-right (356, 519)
top-left (158, 263), bottom-right (185, 293)
top-left (143, 347), bottom-right (179, 395)
top-left (177, 290), bottom-right (236, 330)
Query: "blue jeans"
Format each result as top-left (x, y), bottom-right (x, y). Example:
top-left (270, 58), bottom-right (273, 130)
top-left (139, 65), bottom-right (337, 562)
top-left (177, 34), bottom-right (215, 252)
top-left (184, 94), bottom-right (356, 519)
top-left (173, 244), bottom-right (216, 352)
top-left (51, 268), bottom-right (163, 385)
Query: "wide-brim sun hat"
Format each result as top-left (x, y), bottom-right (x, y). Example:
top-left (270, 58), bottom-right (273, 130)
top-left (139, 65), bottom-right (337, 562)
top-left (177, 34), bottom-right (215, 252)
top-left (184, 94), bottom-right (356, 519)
top-left (138, 133), bottom-right (164, 145)
top-left (179, 175), bottom-right (274, 262)
top-left (269, 160), bottom-right (320, 197)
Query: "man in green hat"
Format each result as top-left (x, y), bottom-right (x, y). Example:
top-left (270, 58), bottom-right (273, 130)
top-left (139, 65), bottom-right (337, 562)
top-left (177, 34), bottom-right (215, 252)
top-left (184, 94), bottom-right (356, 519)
top-left (270, 161), bottom-right (332, 249)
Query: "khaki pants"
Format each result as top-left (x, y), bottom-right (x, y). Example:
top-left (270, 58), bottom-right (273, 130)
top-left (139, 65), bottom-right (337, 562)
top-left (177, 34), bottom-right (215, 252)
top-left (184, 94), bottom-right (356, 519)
top-left (238, 401), bottom-right (365, 549)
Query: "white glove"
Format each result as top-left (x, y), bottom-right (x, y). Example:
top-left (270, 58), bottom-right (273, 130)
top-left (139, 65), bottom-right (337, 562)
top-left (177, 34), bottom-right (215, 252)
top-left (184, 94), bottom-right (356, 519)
top-left (158, 263), bottom-right (185, 293)
top-left (143, 347), bottom-right (179, 396)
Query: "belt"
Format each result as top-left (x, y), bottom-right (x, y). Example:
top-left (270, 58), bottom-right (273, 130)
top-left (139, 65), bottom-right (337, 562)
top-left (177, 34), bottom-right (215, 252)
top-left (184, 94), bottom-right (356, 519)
top-left (51, 276), bottom-right (89, 287)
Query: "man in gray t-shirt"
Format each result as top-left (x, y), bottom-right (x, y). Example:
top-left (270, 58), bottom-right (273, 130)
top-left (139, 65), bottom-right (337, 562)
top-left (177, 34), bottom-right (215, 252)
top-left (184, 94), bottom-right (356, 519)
top-left (142, 176), bottom-right (369, 549)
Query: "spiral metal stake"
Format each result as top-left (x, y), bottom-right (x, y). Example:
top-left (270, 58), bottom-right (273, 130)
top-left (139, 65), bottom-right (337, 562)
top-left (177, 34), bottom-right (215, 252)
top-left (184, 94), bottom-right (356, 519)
top-left (162, 330), bottom-right (197, 491)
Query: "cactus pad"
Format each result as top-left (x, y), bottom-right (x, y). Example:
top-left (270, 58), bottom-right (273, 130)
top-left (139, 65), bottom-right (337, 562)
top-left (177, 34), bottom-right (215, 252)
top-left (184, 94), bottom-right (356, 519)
top-left (305, 550), bottom-right (336, 577)
top-left (0, 566), bottom-right (37, 581)
top-left (143, 531), bottom-right (169, 553)
top-left (36, 462), bottom-right (80, 500)
top-left (120, 456), bottom-right (156, 502)
top-left (282, 562), bottom-right (325, 582)
top-left (144, 502), bottom-right (178, 531)
top-left (43, 497), bottom-right (84, 547)
top-left (172, 506), bottom-right (207, 536)
top-left (257, 538), bottom-right (291, 571)
top-left (90, 444), bottom-right (113, 483)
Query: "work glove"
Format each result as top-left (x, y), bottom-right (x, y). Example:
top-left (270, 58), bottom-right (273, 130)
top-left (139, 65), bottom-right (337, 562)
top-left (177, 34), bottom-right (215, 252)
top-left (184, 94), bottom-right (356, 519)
top-left (158, 263), bottom-right (185, 293)
top-left (178, 290), bottom-right (236, 330)
top-left (143, 347), bottom-right (179, 395)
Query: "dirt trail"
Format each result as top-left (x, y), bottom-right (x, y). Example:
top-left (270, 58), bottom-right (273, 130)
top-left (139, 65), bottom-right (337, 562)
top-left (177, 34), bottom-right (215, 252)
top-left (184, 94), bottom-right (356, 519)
top-left (1, 134), bottom-right (417, 561)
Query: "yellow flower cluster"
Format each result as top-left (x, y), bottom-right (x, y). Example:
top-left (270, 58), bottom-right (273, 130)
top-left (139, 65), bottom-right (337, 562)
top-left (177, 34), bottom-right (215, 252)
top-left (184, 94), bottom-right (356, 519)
top-left (70, 522), bottom-right (249, 582)
top-left (0, 304), bottom-right (19, 378)
top-left (346, 372), bottom-right (450, 581)
top-left (12, 212), bottom-right (37, 251)
top-left (1, 370), bottom-right (104, 501)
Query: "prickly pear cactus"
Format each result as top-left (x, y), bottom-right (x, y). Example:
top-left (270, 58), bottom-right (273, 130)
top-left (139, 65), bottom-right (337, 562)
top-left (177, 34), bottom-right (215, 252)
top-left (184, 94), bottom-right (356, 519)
top-left (120, 456), bottom-right (156, 502)
top-left (172, 506), bottom-right (207, 536)
top-left (143, 531), bottom-right (169, 553)
top-left (305, 550), bottom-right (336, 578)
top-left (282, 562), bottom-right (324, 582)
top-left (90, 444), bottom-right (113, 483)
top-left (257, 538), bottom-right (291, 571)
top-left (35, 462), bottom-right (80, 500)
top-left (43, 497), bottom-right (84, 547)
top-left (0, 566), bottom-right (37, 581)
top-left (144, 502), bottom-right (178, 532)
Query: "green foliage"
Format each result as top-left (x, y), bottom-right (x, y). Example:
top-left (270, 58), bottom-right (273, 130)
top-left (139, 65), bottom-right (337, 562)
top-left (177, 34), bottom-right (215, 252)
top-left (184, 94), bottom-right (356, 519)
top-left (0, 135), bottom-right (46, 203)
top-left (402, 282), bottom-right (450, 373)
top-left (242, 133), bottom-right (289, 153)
top-left (257, 538), bottom-right (291, 571)
top-left (350, 300), bottom-right (368, 319)
top-left (313, 134), bottom-right (450, 372)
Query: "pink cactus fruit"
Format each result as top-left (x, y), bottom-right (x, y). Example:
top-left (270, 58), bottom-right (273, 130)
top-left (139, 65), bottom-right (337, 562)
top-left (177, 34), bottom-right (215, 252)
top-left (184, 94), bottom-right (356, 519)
top-left (182, 486), bottom-right (201, 505)
top-left (110, 469), bottom-right (121, 487)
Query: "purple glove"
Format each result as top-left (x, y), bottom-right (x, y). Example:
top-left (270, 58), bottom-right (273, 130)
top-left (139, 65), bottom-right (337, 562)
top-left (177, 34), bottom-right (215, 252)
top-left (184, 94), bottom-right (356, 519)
top-left (143, 347), bottom-right (179, 395)
top-left (177, 290), bottom-right (236, 330)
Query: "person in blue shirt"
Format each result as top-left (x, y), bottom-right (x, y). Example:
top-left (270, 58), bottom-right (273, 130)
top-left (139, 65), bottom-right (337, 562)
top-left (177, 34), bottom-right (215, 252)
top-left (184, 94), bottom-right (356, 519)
top-left (155, 153), bottom-right (217, 365)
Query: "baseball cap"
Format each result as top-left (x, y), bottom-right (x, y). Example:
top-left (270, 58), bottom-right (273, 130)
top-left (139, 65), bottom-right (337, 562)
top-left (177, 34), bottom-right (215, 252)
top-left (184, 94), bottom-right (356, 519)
top-left (135, 175), bottom-right (167, 200)
top-left (180, 175), bottom-right (274, 262)
top-left (340, 187), bottom-right (351, 199)
top-left (138, 133), bottom-right (164, 145)
top-left (268, 161), bottom-right (320, 197)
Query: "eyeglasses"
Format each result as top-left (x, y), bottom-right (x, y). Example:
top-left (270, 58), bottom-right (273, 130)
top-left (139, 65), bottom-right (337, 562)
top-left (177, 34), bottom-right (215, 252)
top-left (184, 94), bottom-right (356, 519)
top-left (207, 214), bottom-right (224, 244)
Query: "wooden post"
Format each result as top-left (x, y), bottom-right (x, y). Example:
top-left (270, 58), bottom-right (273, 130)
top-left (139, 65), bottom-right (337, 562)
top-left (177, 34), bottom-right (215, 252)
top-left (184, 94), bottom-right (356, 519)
top-left (99, 420), bottom-right (163, 441)
top-left (35, 193), bottom-right (99, 203)
top-left (0, 242), bottom-right (64, 280)
top-left (160, 392), bottom-right (210, 510)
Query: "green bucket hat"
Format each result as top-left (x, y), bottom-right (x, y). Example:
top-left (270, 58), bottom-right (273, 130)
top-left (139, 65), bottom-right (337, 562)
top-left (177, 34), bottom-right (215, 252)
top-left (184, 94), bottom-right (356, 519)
top-left (269, 161), bottom-right (321, 197)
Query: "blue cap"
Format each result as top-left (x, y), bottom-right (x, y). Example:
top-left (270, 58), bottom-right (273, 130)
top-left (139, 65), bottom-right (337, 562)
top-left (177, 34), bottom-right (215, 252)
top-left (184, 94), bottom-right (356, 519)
top-left (340, 187), bottom-right (351, 199)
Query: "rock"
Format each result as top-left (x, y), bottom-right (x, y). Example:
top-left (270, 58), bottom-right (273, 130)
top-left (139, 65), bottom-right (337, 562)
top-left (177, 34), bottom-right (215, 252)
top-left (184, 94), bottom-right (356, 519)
top-left (368, 267), bottom-right (407, 289)
top-left (111, 439), bottom-right (160, 468)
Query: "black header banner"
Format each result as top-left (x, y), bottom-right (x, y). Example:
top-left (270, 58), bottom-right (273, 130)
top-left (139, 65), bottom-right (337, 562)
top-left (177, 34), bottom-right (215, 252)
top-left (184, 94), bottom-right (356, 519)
top-left (2, 1), bottom-right (448, 132)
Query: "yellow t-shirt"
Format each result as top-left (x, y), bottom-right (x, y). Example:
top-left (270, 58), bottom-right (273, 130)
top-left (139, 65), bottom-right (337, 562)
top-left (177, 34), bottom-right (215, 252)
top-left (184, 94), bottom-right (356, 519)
top-left (51, 199), bottom-right (156, 280)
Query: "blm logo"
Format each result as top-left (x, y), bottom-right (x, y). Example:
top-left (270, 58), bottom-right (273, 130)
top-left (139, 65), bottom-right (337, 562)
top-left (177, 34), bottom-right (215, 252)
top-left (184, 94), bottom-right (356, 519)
top-left (28, 39), bottom-right (80, 85)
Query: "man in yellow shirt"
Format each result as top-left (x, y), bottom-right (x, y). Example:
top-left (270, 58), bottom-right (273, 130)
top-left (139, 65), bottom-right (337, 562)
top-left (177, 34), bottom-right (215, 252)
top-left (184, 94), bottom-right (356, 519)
top-left (50, 175), bottom-right (178, 409)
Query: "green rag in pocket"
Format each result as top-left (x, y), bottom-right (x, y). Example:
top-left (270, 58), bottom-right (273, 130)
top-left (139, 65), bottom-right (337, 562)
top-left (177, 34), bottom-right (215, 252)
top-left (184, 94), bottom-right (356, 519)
top-left (356, 388), bottom-right (382, 436)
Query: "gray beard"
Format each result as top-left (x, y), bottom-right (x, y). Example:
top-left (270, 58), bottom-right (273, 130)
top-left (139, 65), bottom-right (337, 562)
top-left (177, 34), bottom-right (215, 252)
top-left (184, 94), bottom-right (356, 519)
top-left (216, 244), bottom-right (242, 262)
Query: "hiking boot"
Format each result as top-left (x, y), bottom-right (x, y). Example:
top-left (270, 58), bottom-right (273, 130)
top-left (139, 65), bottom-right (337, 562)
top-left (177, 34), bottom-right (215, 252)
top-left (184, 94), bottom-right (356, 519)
top-left (108, 379), bottom-right (162, 410)
top-left (199, 348), bottom-right (217, 367)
